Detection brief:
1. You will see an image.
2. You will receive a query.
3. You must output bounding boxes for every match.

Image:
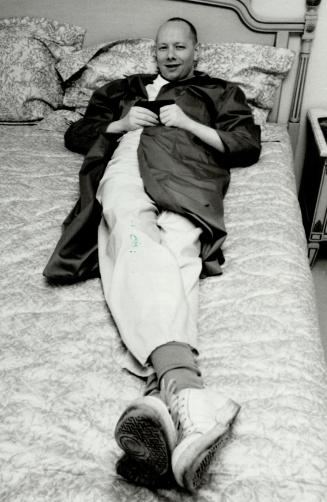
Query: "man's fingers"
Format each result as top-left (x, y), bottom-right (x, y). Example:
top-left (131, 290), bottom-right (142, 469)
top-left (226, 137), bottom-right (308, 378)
top-left (137, 118), bottom-right (159, 127)
top-left (132, 108), bottom-right (159, 126)
top-left (160, 105), bottom-right (175, 112)
top-left (133, 107), bottom-right (158, 120)
top-left (137, 117), bottom-right (159, 127)
top-left (159, 109), bottom-right (173, 125)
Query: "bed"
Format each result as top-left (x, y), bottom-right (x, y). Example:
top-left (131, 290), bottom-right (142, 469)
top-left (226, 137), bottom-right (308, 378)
top-left (1, 1), bottom-right (327, 501)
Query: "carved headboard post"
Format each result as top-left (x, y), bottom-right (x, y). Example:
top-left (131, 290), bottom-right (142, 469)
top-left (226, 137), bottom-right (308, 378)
top-left (289, 0), bottom-right (321, 148)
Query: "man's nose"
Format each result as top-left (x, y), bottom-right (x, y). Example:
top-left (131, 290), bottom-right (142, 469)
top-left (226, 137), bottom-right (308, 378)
top-left (167, 47), bottom-right (176, 59)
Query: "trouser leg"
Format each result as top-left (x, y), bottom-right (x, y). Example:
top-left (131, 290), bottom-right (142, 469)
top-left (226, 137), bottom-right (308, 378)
top-left (157, 210), bottom-right (202, 350)
top-left (98, 175), bottom-right (202, 368)
top-left (146, 210), bottom-right (204, 392)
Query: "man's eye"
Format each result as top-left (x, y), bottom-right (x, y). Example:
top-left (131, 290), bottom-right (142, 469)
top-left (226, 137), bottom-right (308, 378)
top-left (176, 46), bottom-right (185, 49)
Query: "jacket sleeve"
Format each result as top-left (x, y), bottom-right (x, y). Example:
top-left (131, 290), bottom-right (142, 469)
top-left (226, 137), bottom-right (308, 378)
top-left (64, 79), bottom-right (127, 155)
top-left (215, 84), bottom-right (261, 168)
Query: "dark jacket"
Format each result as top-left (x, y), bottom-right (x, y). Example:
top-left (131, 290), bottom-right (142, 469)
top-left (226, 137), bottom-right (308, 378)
top-left (43, 72), bottom-right (261, 283)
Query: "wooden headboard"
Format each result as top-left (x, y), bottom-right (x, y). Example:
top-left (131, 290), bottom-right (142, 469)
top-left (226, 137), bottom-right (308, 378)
top-left (0, 0), bottom-right (322, 149)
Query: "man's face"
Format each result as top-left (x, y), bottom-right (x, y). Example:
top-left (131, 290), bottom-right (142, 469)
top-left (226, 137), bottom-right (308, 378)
top-left (155, 21), bottom-right (198, 81)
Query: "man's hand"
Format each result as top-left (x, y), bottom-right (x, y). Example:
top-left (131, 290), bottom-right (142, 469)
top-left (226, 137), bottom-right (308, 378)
top-left (121, 106), bottom-right (159, 130)
top-left (106, 106), bottom-right (158, 134)
top-left (159, 104), bottom-right (191, 130)
top-left (160, 103), bottom-right (225, 153)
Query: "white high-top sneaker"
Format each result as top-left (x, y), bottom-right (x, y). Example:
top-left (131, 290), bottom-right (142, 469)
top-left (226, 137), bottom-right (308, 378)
top-left (165, 384), bottom-right (240, 492)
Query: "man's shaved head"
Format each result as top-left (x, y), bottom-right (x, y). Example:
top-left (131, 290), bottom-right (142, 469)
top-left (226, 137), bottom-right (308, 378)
top-left (156, 17), bottom-right (198, 45)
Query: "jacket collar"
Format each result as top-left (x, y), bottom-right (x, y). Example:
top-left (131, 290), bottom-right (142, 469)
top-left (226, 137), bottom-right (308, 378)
top-left (126, 70), bottom-right (210, 97)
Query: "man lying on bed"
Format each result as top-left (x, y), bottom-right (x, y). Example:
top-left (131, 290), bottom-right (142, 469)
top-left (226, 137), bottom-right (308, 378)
top-left (44, 17), bottom-right (261, 492)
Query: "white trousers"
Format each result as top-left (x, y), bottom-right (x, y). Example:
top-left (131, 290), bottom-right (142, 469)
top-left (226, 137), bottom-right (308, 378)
top-left (97, 130), bottom-right (202, 369)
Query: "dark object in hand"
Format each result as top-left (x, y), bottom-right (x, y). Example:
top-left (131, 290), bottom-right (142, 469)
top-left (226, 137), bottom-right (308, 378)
top-left (136, 99), bottom-right (175, 118)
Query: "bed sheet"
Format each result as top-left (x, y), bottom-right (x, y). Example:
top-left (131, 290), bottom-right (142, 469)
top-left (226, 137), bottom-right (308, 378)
top-left (1, 123), bottom-right (327, 501)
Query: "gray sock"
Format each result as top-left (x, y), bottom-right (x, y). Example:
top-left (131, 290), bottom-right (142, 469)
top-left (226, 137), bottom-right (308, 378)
top-left (149, 341), bottom-right (204, 392)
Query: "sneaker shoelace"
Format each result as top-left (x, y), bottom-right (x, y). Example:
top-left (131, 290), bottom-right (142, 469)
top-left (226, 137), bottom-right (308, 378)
top-left (161, 380), bottom-right (198, 441)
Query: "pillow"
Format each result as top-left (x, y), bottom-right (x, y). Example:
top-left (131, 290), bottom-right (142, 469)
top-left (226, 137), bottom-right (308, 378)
top-left (248, 105), bottom-right (270, 127)
top-left (57, 39), bottom-right (294, 124)
top-left (0, 17), bottom-right (86, 122)
top-left (58, 39), bottom-right (157, 111)
top-left (197, 42), bottom-right (294, 110)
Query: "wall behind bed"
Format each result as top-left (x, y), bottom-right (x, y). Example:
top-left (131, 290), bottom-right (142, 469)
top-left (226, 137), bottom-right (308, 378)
top-left (0, 0), bottom-right (326, 185)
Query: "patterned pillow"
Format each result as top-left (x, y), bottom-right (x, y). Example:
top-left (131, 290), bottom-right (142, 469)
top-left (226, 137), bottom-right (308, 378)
top-left (197, 42), bottom-right (294, 110)
top-left (58, 39), bottom-right (157, 110)
top-left (57, 39), bottom-right (294, 124)
top-left (248, 105), bottom-right (270, 127)
top-left (0, 17), bottom-right (86, 122)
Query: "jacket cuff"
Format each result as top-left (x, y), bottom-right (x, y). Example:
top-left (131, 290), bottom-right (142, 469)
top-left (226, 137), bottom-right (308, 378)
top-left (217, 129), bottom-right (240, 156)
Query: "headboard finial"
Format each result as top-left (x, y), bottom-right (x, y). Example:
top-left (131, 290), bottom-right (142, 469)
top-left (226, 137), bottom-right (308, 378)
top-left (289, 0), bottom-right (321, 132)
top-left (306, 0), bottom-right (321, 7)
top-left (304, 0), bottom-right (321, 38)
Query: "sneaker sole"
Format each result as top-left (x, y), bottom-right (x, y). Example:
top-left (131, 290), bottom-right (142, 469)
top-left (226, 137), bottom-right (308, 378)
top-left (115, 412), bottom-right (169, 475)
top-left (184, 428), bottom-right (231, 492)
top-left (115, 399), bottom-right (176, 476)
top-left (173, 403), bottom-right (240, 492)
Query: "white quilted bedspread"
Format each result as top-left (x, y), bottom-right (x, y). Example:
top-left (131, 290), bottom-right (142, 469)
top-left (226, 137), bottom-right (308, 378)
top-left (1, 123), bottom-right (327, 501)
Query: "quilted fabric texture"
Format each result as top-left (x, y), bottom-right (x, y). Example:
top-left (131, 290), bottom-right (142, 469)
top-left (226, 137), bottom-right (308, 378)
top-left (57, 38), bottom-right (293, 123)
top-left (248, 104), bottom-right (269, 126)
top-left (1, 123), bottom-right (327, 501)
top-left (33, 109), bottom-right (274, 139)
top-left (35, 109), bottom-right (84, 132)
top-left (58, 39), bottom-right (157, 110)
top-left (0, 17), bottom-right (86, 122)
top-left (197, 42), bottom-right (294, 110)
